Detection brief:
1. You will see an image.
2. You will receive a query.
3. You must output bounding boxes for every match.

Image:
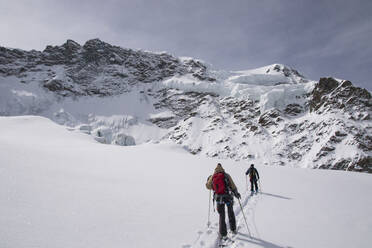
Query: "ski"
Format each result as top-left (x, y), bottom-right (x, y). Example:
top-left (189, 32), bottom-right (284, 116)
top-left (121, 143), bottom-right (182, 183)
top-left (218, 231), bottom-right (237, 247)
top-left (218, 236), bottom-right (234, 247)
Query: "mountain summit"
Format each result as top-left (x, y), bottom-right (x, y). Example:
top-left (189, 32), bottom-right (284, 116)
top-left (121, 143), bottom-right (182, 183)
top-left (0, 39), bottom-right (370, 172)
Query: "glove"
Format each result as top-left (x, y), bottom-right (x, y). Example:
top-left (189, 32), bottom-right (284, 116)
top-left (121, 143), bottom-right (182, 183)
top-left (234, 191), bottom-right (241, 199)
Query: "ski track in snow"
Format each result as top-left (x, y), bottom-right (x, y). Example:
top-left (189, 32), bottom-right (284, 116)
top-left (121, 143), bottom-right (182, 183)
top-left (190, 191), bottom-right (271, 248)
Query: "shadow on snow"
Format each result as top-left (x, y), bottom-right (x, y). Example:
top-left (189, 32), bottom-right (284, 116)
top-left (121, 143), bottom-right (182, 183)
top-left (237, 233), bottom-right (293, 248)
top-left (260, 192), bottom-right (292, 200)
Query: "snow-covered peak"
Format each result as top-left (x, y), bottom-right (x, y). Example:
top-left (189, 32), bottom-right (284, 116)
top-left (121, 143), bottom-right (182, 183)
top-left (245, 63), bottom-right (303, 77)
top-left (227, 63), bottom-right (307, 87)
top-left (0, 39), bottom-right (370, 173)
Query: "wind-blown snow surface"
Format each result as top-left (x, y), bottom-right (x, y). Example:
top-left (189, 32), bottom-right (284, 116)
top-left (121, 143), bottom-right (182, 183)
top-left (1, 116), bottom-right (371, 248)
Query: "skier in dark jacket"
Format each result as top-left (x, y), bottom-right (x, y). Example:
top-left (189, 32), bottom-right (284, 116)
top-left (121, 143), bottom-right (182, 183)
top-left (245, 164), bottom-right (260, 193)
top-left (206, 163), bottom-right (241, 238)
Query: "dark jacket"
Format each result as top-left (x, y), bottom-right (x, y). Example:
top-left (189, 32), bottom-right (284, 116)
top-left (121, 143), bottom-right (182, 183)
top-left (245, 167), bottom-right (259, 180)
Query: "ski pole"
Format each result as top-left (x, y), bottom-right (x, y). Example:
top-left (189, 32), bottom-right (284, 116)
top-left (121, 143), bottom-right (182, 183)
top-left (238, 198), bottom-right (251, 237)
top-left (259, 179), bottom-right (263, 193)
top-left (207, 190), bottom-right (211, 227)
top-left (245, 175), bottom-right (248, 192)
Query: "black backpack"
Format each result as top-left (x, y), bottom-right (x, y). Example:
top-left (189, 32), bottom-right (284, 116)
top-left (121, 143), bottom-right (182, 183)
top-left (249, 168), bottom-right (256, 179)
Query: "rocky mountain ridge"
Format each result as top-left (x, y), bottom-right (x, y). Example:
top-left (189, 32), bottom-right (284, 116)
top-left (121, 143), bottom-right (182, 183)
top-left (0, 39), bottom-right (370, 172)
top-left (0, 39), bottom-right (213, 96)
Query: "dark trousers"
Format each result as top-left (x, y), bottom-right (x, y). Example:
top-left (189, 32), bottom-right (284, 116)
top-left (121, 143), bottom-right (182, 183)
top-left (216, 197), bottom-right (236, 236)
top-left (250, 178), bottom-right (258, 192)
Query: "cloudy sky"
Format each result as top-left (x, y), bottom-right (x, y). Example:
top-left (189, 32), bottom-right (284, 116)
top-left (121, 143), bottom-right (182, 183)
top-left (1, 0), bottom-right (371, 90)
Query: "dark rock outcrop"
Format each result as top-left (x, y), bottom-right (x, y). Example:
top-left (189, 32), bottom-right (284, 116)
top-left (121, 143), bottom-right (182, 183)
top-left (310, 77), bottom-right (371, 118)
top-left (0, 39), bottom-right (216, 96)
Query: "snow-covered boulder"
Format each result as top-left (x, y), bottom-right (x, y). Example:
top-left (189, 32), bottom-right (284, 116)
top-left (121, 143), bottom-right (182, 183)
top-left (113, 133), bottom-right (135, 146)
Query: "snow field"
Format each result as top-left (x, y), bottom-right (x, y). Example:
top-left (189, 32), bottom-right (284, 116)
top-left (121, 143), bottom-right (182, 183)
top-left (0, 116), bottom-right (371, 248)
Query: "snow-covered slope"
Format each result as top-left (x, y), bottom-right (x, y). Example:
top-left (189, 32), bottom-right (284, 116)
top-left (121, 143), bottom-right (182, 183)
top-left (1, 116), bottom-right (371, 248)
top-left (0, 39), bottom-right (371, 172)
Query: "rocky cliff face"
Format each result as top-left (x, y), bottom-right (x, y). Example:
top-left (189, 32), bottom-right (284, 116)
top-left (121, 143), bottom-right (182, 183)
top-left (0, 39), bottom-right (370, 172)
top-left (0, 39), bottom-right (213, 96)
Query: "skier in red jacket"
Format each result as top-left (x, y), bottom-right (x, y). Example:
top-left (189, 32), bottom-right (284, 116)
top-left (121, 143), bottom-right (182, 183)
top-left (206, 163), bottom-right (241, 238)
